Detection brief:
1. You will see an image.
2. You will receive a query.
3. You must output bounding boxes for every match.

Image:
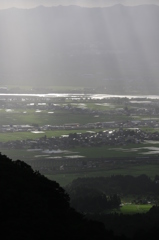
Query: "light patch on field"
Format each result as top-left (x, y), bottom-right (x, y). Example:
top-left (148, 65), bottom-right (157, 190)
top-left (95, 103), bottom-right (112, 106)
top-left (71, 103), bottom-right (87, 108)
top-left (64, 155), bottom-right (85, 158)
top-left (35, 155), bottom-right (49, 158)
top-left (143, 151), bottom-right (159, 155)
top-left (27, 149), bottom-right (42, 151)
top-left (111, 146), bottom-right (159, 155)
top-left (48, 112), bottom-right (54, 114)
top-left (141, 147), bottom-right (159, 151)
top-left (38, 103), bottom-right (46, 105)
top-left (130, 101), bottom-right (151, 103)
top-left (141, 147), bottom-right (159, 154)
top-left (6, 109), bottom-right (14, 112)
top-left (110, 148), bottom-right (138, 152)
top-left (122, 149), bottom-right (138, 152)
top-left (43, 149), bottom-right (71, 154)
top-left (144, 140), bottom-right (159, 144)
top-left (142, 118), bottom-right (159, 120)
top-left (31, 131), bottom-right (45, 133)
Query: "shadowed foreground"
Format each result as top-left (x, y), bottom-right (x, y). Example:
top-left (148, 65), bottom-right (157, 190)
top-left (0, 153), bottom-right (122, 240)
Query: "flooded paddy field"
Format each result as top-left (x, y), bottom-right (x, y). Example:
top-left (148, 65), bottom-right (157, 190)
top-left (2, 142), bottom-right (159, 187)
top-left (2, 141), bottom-right (159, 160)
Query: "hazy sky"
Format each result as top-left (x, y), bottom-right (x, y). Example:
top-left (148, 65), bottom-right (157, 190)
top-left (0, 0), bottom-right (159, 9)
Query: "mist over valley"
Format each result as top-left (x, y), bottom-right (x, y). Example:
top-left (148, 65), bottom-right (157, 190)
top-left (0, 5), bottom-right (159, 94)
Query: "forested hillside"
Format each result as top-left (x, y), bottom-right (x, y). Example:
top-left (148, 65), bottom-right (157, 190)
top-left (1, 152), bottom-right (159, 239)
top-left (0, 153), bottom-right (123, 240)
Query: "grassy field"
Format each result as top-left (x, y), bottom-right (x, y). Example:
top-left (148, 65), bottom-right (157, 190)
top-left (0, 129), bottom-right (105, 142)
top-left (112, 204), bottom-right (153, 214)
top-left (0, 107), bottom-right (132, 126)
top-left (0, 149), bottom-right (38, 160)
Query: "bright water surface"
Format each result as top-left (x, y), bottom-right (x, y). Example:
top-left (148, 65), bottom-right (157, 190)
top-left (0, 93), bottom-right (159, 99)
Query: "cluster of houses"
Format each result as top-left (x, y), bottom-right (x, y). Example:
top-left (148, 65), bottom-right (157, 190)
top-left (1, 128), bottom-right (159, 150)
top-left (1, 95), bottom-right (159, 134)
top-left (0, 117), bottom-right (159, 133)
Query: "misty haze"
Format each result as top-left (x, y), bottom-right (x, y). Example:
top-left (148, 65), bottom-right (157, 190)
top-left (0, 5), bottom-right (159, 93)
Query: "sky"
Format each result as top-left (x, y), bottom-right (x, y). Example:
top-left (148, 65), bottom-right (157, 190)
top-left (0, 0), bottom-right (159, 9)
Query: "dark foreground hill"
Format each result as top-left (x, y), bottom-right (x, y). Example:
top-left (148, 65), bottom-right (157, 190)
top-left (1, 152), bottom-right (159, 240)
top-left (0, 153), bottom-right (122, 240)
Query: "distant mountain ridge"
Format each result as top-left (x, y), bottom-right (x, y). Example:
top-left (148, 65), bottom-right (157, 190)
top-left (0, 5), bottom-right (159, 93)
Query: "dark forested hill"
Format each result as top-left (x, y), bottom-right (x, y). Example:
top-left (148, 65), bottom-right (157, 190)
top-left (1, 153), bottom-right (159, 239)
top-left (0, 5), bottom-right (159, 93)
top-left (0, 153), bottom-right (120, 240)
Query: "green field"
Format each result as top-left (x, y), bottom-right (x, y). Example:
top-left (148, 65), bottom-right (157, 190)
top-left (0, 129), bottom-right (104, 142)
top-left (112, 204), bottom-right (153, 214)
top-left (0, 107), bottom-right (132, 126)
top-left (0, 109), bottom-right (97, 125)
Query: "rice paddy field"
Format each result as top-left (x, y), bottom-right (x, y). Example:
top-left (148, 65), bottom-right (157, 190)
top-left (2, 140), bottom-right (159, 159)
top-left (1, 139), bottom-right (159, 188)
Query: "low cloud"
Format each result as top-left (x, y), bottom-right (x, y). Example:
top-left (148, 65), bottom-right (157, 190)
top-left (0, 0), bottom-right (159, 9)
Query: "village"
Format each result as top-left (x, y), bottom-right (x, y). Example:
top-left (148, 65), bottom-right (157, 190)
top-left (1, 126), bottom-right (159, 173)
top-left (1, 127), bottom-right (159, 150)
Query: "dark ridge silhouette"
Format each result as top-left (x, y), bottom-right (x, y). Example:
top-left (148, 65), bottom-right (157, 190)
top-left (0, 153), bottom-right (122, 240)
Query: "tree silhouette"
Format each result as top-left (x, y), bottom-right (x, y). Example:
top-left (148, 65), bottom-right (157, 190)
top-left (0, 152), bottom-right (123, 240)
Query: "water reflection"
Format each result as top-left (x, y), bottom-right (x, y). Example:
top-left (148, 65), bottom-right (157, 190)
top-left (0, 93), bottom-right (159, 99)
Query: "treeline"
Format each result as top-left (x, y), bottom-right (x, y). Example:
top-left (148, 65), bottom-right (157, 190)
top-left (67, 186), bottom-right (121, 213)
top-left (66, 174), bottom-right (159, 197)
top-left (65, 174), bottom-right (159, 214)
top-left (65, 175), bottom-right (159, 239)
